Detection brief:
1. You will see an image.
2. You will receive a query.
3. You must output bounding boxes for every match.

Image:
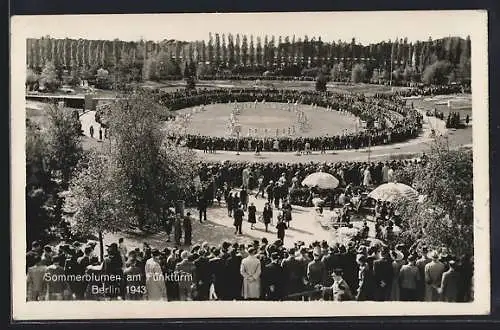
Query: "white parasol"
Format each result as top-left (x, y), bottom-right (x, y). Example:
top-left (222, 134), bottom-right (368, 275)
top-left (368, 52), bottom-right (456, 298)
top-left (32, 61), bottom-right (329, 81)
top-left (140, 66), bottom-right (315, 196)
top-left (302, 172), bottom-right (340, 190)
top-left (368, 182), bottom-right (419, 203)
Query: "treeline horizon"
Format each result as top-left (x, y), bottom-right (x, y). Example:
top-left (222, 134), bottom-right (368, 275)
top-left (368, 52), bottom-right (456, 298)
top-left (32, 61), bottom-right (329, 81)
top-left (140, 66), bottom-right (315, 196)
top-left (26, 34), bottom-right (471, 88)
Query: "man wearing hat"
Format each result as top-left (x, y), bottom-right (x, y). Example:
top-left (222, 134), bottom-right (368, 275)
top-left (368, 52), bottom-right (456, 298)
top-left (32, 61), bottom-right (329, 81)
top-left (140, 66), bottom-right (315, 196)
top-left (266, 180), bottom-right (275, 204)
top-left (390, 249), bottom-right (405, 301)
top-left (439, 260), bottom-right (461, 302)
top-left (281, 247), bottom-right (303, 300)
top-left (233, 205), bottom-right (244, 235)
top-left (262, 202), bottom-right (273, 232)
top-left (424, 250), bottom-right (446, 301)
top-left (194, 249), bottom-right (211, 300)
top-left (262, 252), bottom-right (284, 300)
top-left (26, 241), bottom-right (42, 273)
top-left (373, 247), bottom-right (394, 301)
top-left (74, 245), bottom-right (94, 300)
top-left (225, 244), bottom-right (244, 300)
top-left (318, 268), bottom-right (353, 301)
top-left (208, 248), bottom-right (226, 300)
top-left (356, 254), bottom-right (375, 301)
top-left (123, 250), bottom-right (145, 300)
top-left (321, 246), bottom-right (339, 285)
top-left (416, 246), bottom-right (431, 301)
top-left (102, 242), bottom-right (123, 300)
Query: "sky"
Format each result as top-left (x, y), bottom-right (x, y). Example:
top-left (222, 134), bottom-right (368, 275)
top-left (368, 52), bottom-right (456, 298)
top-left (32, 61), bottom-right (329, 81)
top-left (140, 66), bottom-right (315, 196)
top-left (13, 11), bottom-right (481, 44)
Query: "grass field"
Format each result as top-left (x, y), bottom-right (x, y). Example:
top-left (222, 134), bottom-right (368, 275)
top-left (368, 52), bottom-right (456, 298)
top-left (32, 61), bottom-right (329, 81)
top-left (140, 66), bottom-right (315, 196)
top-left (172, 102), bottom-right (359, 137)
top-left (407, 94), bottom-right (472, 118)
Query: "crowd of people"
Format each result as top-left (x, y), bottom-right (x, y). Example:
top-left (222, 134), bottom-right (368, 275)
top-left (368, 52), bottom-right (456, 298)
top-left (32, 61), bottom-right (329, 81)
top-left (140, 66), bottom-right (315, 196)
top-left (393, 84), bottom-right (471, 97)
top-left (150, 88), bottom-right (423, 152)
top-left (194, 158), bottom-right (423, 200)
top-left (445, 112), bottom-right (467, 129)
top-left (26, 234), bottom-right (473, 302)
top-left (26, 151), bottom-right (475, 303)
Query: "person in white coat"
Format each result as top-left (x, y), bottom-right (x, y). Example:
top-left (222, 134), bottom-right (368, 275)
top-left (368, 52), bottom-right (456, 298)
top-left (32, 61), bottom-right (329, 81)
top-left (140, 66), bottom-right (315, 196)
top-left (240, 247), bottom-right (262, 299)
top-left (387, 166), bottom-right (395, 183)
top-left (145, 249), bottom-right (167, 300)
top-left (363, 167), bottom-right (372, 187)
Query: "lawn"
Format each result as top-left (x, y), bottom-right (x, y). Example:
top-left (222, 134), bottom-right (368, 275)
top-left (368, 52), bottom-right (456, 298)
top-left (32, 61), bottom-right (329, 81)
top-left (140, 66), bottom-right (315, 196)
top-left (172, 102), bottom-right (359, 138)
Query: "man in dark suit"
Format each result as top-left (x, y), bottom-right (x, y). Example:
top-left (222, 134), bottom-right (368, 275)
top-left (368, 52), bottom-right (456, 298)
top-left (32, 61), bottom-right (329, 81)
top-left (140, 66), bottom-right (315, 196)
top-left (225, 245), bottom-right (243, 300)
top-left (197, 193), bottom-right (208, 223)
top-left (183, 212), bottom-right (193, 246)
top-left (263, 252), bottom-right (284, 300)
top-left (233, 205), bottom-right (244, 235)
top-left (194, 250), bottom-right (211, 300)
top-left (240, 188), bottom-right (248, 211)
top-left (266, 181), bottom-right (274, 204)
top-left (74, 246), bottom-right (93, 299)
top-left (102, 243), bottom-right (124, 300)
top-left (439, 260), bottom-right (461, 302)
top-left (209, 248), bottom-right (226, 300)
top-left (373, 247), bottom-right (393, 301)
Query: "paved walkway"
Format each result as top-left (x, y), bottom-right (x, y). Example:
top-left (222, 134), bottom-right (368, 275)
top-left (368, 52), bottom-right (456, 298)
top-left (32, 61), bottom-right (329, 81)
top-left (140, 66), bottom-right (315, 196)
top-left (80, 110), bottom-right (102, 139)
top-left (101, 192), bottom-right (377, 254)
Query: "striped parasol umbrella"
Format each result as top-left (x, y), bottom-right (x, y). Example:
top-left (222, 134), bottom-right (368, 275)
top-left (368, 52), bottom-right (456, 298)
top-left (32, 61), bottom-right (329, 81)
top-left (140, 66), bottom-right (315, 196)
top-left (302, 172), bottom-right (340, 190)
top-left (368, 182), bottom-right (419, 203)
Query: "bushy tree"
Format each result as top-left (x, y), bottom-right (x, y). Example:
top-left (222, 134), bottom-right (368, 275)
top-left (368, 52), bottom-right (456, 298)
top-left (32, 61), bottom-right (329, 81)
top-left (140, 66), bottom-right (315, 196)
top-left (66, 151), bottom-right (123, 260)
top-left (394, 139), bottom-right (473, 256)
top-left (196, 62), bottom-right (215, 77)
top-left (330, 62), bottom-right (345, 81)
top-left (315, 73), bottom-right (328, 92)
top-left (95, 68), bottom-right (111, 89)
top-left (39, 61), bottom-right (60, 92)
top-left (422, 60), bottom-right (453, 85)
top-left (46, 105), bottom-right (83, 189)
top-left (26, 68), bottom-right (40, 91)
top-left (351, 63), bottom-right (367, 83)
top-left (108, 90), bottom-right (198, 229)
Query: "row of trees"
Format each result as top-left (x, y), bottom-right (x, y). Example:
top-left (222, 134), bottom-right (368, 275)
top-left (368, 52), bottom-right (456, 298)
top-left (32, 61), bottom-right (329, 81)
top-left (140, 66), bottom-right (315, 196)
top-left (26, 34), bottom-right (471, 86)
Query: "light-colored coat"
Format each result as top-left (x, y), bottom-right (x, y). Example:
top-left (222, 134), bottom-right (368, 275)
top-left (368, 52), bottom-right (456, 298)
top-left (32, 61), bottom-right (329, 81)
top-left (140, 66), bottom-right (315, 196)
top-left (145, 257), bottom-right (167, 300)
top-left (240, 254), bottom-right (262, 299)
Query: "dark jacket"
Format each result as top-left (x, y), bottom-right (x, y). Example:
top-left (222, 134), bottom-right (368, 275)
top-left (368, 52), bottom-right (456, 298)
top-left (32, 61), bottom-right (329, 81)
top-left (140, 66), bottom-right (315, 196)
top-left (225, 253), bottom-right (243, 300)
top-left (263, 261), bottom-right (284, 300)
top-left (233, 208), bottom-right (244, 226)
top-left (263, 206), bottom-right (273, 224)
top-left (441, 268), bottom-right (461, 302)
top-left (248, 205), bottom-right (257, 223)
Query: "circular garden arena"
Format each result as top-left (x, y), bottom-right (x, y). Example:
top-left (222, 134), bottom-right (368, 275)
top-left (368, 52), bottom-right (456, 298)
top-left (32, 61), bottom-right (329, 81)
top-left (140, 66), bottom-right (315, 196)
top-left (173, 102), bottom-right (360, 138)
top-left (156, 88), bottom-right (423, 152)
